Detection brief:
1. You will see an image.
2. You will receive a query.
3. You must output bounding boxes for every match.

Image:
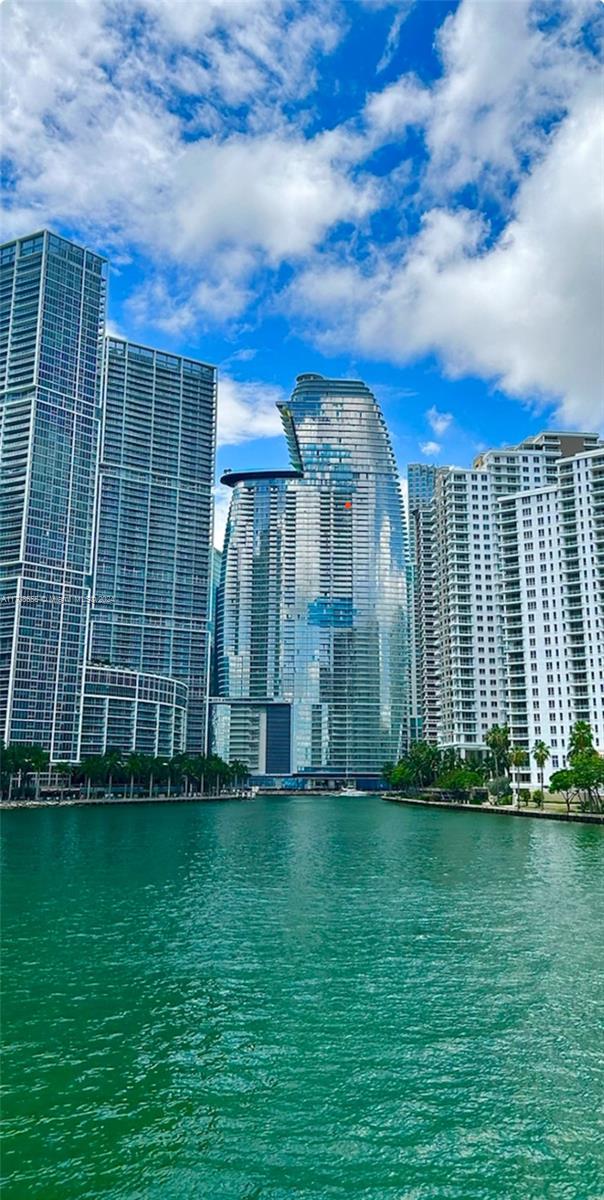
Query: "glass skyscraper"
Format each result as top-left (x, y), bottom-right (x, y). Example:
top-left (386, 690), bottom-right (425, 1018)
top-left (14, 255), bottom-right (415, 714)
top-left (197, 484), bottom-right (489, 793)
top-left (1, 231), bottom-right (217, 762)
top-left (0, 231), bottom-right (106, 760)
top-left (90, 338), bottom-right (216, 752)
top-left (214, 373), bottom-right (409, 778)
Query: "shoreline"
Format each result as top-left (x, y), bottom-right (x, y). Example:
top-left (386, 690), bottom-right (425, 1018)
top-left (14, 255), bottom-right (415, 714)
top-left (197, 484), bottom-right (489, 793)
top-left (383, 794), bottom-right (604, 825)
top-left (0, 792), bottom-right (248, 811)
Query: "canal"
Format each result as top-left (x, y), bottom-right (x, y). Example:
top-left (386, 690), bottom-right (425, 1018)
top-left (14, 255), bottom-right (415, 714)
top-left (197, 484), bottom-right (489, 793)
top-left (2, 795), bottom-right (603, 1198)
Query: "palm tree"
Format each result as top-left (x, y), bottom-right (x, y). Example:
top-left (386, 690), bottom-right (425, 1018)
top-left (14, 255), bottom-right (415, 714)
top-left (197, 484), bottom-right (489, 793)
top-left (103, 749), bottom-right (124, 798)
top-left (230, 759), bottom-right (250, 790)
top-left (485, 724), bottom-right (511, 778)
top-left (567, 720), bottom-right (594, 763)
top-left (82, 754), bottom-right (107, 799)
top-left (532, 740), bottom-right (550, 805)
top-left (154, 757), bottom-right (171, 798)
top-left (510, 747), bottom-right (528, 807)
top-left (3, 743), bottom-right (48, 801)
top-left (124, 752), bottom-right (146, 799)
top-left (53, 761), bottom-right (74, 802)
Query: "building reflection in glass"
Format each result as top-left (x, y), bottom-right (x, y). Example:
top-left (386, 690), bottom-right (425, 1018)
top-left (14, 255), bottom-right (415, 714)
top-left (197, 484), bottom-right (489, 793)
top-left (214, 374), bottom-right (409, 778)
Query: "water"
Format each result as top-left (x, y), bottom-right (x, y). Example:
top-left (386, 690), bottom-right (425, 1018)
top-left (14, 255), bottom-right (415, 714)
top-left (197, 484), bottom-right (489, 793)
top-left (2, 796), bottom-right (603, 1200)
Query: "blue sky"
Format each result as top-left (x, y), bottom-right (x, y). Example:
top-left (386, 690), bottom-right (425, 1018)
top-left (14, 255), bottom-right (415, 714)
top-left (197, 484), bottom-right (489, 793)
top-left (1, 0), bottom-right (602, 540)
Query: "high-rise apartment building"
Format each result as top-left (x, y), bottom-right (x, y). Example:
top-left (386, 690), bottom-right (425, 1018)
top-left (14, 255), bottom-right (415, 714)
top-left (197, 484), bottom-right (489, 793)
top-left (214, 374), bottom-right (409, 780)
top-left (407, 463), bottom-right (437, 741)
top-left (413, 501), bottom-right (440, 745)
top-left (0, 231), bottom-right (106, 760)
top-left (1, 231), bottom-right (216, 762)
top-left (89, 337), bottom-right (216, 752)
top-left (416, 431), bottom-right (602, 777)
top-left (498, 447), bottom-right (604, 783)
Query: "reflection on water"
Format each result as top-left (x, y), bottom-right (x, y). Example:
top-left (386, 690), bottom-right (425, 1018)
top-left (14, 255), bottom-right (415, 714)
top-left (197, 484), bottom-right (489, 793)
top-left (2, 798), bottom-right (603, 1199)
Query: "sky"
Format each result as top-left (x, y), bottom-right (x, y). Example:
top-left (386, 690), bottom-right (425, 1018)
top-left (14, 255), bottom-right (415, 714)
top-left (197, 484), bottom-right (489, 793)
top-left (1, 0), bottom-right (603, 544)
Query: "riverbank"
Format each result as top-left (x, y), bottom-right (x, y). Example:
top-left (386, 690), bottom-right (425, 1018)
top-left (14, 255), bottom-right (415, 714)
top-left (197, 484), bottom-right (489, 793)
top-left (0, 792), bottom-right (249, 810)
top-left (383, 793), bottom-right (604, 825)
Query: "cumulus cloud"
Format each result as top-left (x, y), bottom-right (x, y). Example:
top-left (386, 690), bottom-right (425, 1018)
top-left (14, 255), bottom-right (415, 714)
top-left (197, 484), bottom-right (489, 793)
top-left (1, 0), bottom-right (601, 431)
top-left (287, 1), bottom-right (604, 428)
top-left (217, 377), bottom-right (285, 447)
top-left (1, 0), bottom-right (372, 271)
top-left (420, 441), bottom-right (441, 457)
top-left (426, 406), bottom-right (453, 436)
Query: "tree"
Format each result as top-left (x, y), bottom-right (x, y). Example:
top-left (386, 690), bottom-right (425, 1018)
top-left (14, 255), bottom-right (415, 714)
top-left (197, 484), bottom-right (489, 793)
top-left (390, 761), bottom-right (414, 791)
top-left (103, 749), bottom-right (124, 797)
top-left (53, 762), bottom-right (74, 802)
top-left (485, 725), bottom-right (511, 778)
top-left (124, 753), bottom-right (146, 798)
top-left (153, 757), bottom-right (171, 797)
top-left (406, 741), bottom-right (441, 787)
top-left (549, 769), bottom-right (575, 815)
top-left (509, 747), bottom-right (528, 807)
top-left (568, 720), bottom-right (595, 763)
top-left (571, 751), bottom-right (604, 814)
top-left (230, 760), bottom-right (250, 789)
top-left (532, 740), bottom-right (550, 800)
top-left (381, 762), bottom-right (395, 787)
top-left (3, 743), bottom-right (50, 801)
top-left (436, 767), bottom-right (484, 794)
top-left (82, 755), bottom-right (107, 799)
top-left (488, 775), bottom-right (512, 805)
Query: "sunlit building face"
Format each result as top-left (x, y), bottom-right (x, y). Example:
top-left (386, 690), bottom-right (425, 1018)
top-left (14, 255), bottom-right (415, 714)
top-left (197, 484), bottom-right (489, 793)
top-left (214, 374), bottom-right (409, 778)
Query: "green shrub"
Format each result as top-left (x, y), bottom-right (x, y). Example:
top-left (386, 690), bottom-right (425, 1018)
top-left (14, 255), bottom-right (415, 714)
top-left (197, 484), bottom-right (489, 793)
top-left (488, 775), bottom-right (512, 804)
top-left (532, 788), bottom-right (544, 808)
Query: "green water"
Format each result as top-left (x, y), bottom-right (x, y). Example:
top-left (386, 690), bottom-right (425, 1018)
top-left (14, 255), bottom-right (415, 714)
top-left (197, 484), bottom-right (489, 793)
top-left (1, 797), bottom-right (603, 1200)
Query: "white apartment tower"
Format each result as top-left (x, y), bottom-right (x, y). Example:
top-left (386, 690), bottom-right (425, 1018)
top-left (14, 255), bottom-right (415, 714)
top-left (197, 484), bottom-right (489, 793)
top-left (418, 432), bottom-right (602, 773)
top-left (498, 447), bottom-right (604, 784)
top-left (407, 463), bottom-right (437, 741)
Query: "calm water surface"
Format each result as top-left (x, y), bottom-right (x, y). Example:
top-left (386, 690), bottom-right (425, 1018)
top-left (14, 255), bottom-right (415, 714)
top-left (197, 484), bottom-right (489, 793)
top-left (2, 796), bottom-right (603, 1199)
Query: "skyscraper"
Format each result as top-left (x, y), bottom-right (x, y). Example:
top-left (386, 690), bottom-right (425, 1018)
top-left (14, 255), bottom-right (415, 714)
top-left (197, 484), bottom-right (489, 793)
top-left (90, 337), bottom-right (216, 752)
top-left (214, 374), bottom-right (409, 779)
top-left (415, 430), bottom-right (602, 773)
top-left (407, 463), bottom-right (437, 741)
top-left (1, 231), bottom-right (217, 762)
top-left (498, 446), bottom-right (604, 784)
top-left (0, 231), bottom-right (106, 760)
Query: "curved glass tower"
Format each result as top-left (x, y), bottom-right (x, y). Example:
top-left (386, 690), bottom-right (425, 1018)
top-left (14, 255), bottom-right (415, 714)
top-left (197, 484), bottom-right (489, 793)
top-left (215, 374), bottom-right (409, 778)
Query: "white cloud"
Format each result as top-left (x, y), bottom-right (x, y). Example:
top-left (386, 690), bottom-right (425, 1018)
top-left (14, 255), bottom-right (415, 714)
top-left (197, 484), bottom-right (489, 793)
top-left (376, 4), bottom-right (414, 74)
top-left (426, 0), bottom-right (597, 195)
top-left (426, 405), bottom-right (453, 436)
top-left (420, 441), bottom-right (441, 457)
top-left (365, 75), bottom-right (431, 139)
top-left (217, 377), bottom-right (285, 447)
top-left (287, 2), bottom-right (604, 429)
top-left (0, 0), bottom-right (373, 283)
top-left (1, 0), bottom-right (601, 432)
top-left (212, 485), bottom-right (232, 551)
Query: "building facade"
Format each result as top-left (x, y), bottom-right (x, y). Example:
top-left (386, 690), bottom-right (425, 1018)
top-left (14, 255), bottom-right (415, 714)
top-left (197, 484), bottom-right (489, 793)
top-left (89, 337), bottom-right (216, 752)
top-left (498, 447), bottom-right (604, 784)
top-left (81, 666), bottom-right (188, 758)
top-left (415, 431), bottom-right (602, 783)
top-left (0, 231), bottom-right (107, 760)
top-left (407, 463), bottom-right (437, 741)
top-left (214, 374), bottom-right (409, 779)
top-left (1, 231), bottom-right (216, 762)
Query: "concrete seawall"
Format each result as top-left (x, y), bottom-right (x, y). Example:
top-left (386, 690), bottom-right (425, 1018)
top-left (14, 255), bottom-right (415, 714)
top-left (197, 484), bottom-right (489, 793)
top-left (383, 794), bottom-right (604, 825)
top-left (0, 793), bottom-right (248, 811)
